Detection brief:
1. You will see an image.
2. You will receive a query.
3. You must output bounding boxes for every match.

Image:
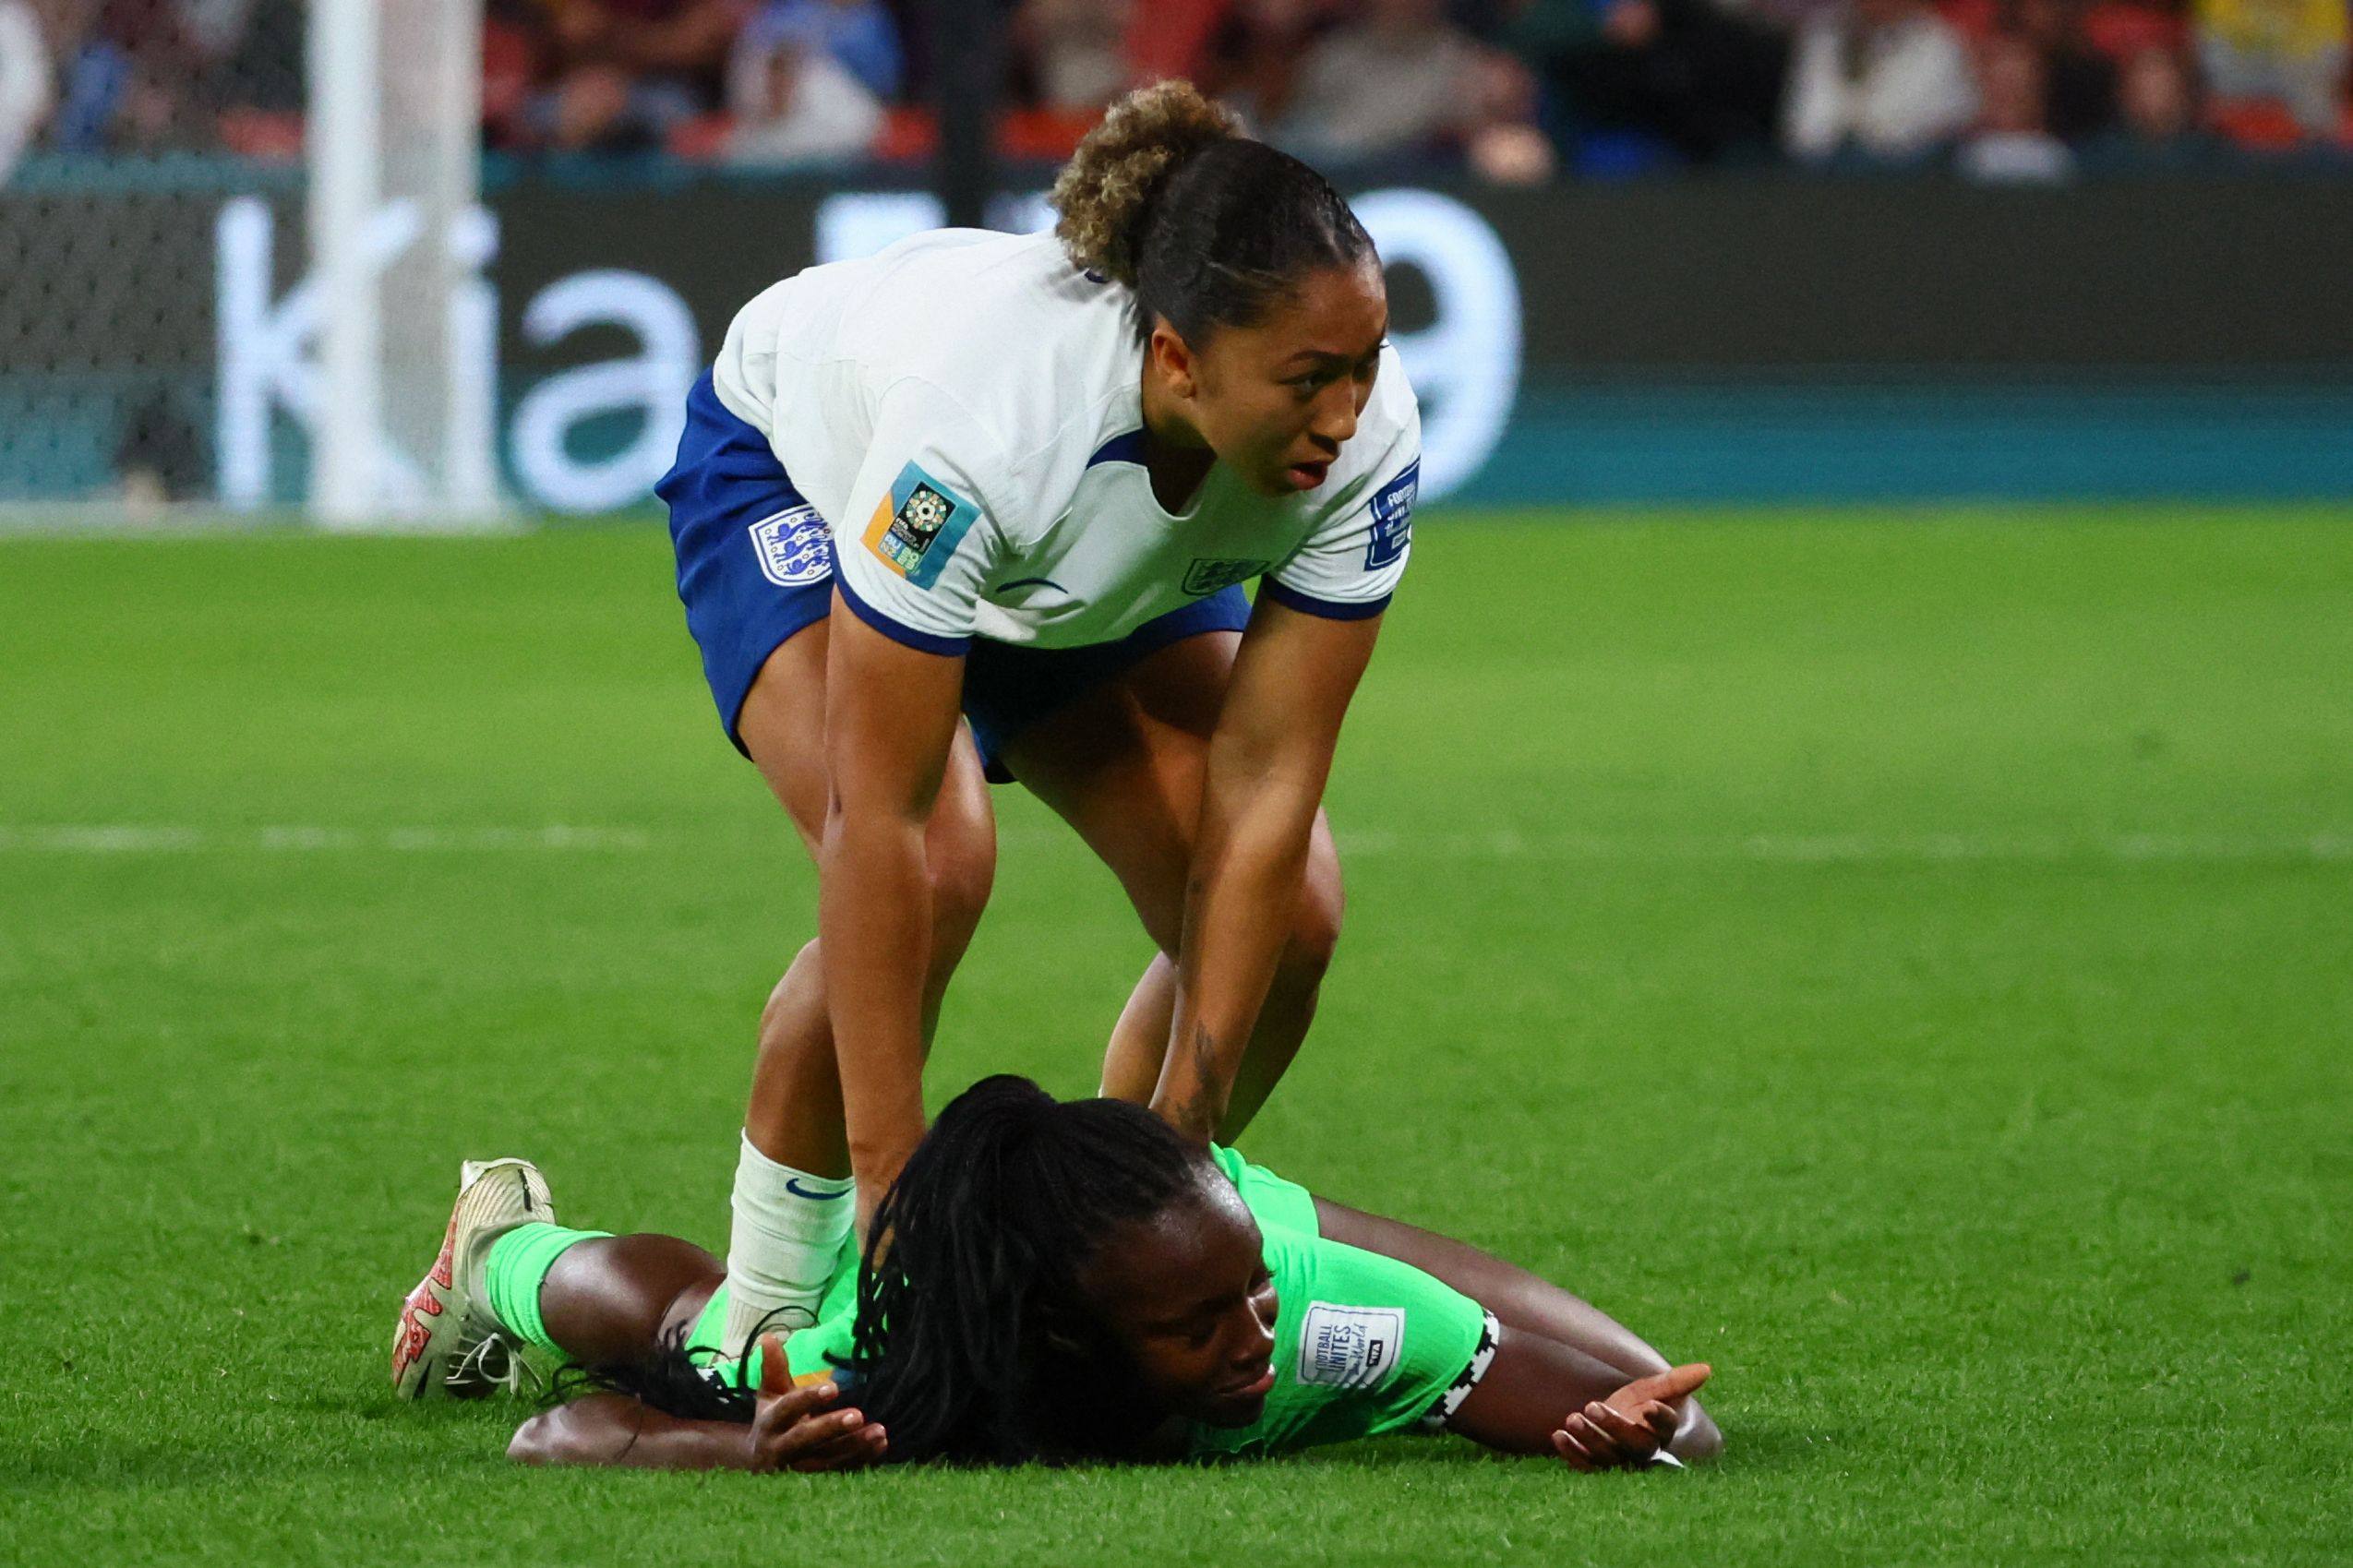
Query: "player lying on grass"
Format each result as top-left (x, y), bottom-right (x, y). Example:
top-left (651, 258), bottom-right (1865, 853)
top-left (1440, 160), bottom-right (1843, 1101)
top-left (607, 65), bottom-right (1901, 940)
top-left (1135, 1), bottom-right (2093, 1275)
top-left (396, 1077), bottom-right (1721, 1472)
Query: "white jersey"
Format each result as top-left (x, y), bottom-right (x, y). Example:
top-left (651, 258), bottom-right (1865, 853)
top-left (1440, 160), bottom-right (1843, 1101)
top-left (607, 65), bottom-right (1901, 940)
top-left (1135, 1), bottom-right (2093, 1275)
top-left (709, 228), bottom-right (1419, 654)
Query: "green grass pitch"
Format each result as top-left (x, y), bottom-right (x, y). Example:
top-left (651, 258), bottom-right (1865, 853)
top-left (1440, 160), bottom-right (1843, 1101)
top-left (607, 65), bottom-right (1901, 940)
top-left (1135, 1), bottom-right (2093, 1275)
top-left (2, 507), bottom-right (2348, 1564)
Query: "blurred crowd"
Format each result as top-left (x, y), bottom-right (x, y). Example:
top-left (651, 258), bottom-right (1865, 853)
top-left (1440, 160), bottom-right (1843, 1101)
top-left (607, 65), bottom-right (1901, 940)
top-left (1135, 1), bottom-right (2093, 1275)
top-left (2, 0), bottom-right (2349, 182)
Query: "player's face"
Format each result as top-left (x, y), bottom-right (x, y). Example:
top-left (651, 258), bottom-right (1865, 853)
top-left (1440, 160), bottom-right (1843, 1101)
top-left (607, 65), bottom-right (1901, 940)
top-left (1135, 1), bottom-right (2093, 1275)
top-left (1181, 260), bottom-right (1389, 498)
top-left (1074, 1172), bottom-right (1280, 1429)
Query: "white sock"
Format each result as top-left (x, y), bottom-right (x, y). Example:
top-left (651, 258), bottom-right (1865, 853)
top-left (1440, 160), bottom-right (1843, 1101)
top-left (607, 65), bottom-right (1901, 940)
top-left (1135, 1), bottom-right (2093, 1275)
top-left (722, 1131), bottom-right (856, 1355)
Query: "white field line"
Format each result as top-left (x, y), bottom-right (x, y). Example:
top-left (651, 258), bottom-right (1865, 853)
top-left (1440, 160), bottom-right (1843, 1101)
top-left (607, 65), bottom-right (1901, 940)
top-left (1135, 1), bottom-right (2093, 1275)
top-left (0, 824), bottom-right (650, 853)
top-left (1330, 830), bottom-right (2353, 865)
top-left (1, 823), bottom-right (2347, 864)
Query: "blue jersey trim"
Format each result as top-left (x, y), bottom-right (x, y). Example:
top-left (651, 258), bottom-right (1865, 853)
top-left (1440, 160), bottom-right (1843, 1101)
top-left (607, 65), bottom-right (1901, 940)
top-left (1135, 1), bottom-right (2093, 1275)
top-left (1260, 580), bottom-right (1392, 622)
top-left (830, 553), bottom-right (972, 657)
top-left (1086, 428), bottom-right (1148, 468)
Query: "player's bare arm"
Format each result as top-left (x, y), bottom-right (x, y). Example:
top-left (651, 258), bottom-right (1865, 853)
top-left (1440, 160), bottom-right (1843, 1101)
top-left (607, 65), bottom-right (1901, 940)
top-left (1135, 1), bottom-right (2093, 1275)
top-left (1157, 599), bottom-right (1382, 1141)
top-left (818, 604), bottom-right (968, 1227)
top-left (510, 1336), bottom-right (886, 1472)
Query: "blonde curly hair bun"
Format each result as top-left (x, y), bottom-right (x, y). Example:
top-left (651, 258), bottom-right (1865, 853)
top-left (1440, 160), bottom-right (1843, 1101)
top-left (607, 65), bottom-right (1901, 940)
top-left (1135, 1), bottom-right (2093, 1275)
top-left (1051, 80), bottom-right (1243, 288)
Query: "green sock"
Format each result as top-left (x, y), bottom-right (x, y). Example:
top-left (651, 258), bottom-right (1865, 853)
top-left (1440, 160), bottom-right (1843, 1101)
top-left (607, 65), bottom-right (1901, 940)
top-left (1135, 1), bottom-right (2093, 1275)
top-left (481, 1223), bottom-right (611, 1356)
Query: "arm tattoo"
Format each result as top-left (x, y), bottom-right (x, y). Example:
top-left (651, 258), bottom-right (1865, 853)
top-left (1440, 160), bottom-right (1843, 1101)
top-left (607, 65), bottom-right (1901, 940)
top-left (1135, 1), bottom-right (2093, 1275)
top-left (1162, 1023), bottom-right (1229, 1143)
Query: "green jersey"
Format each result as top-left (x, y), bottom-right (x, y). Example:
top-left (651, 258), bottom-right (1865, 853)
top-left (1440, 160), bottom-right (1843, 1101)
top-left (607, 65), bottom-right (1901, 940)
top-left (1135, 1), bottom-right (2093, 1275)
top-left (1183, 1210), bottom-right (1494, 1458)
top-left (683, 1148), bottom-right (1495, 1458)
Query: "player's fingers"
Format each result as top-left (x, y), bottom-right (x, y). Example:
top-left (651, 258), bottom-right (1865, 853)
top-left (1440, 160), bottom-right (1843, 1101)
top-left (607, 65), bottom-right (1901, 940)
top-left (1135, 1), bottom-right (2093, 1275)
top-left (1585, 1400), bottom-right (1661, 1459)
top-left (1577, 1404), bottom-right (1642, 1466)
top-left (1563, 1411), bottom-right (1629, 1468)
top-left (1635, 1399), bottom-right (1681, 1444)
top-left (758, 1406), bottom-right (867, 1466)
top-left (799, 1426), bottom-right (886, 1472)
top-left (754, 1334), bottom-right (797, 1396)
top-left (752, 1394), bottom-right (848, 1460)
top-left (796, 1411), bottom-right (874, 1455)
top-left (1580, 1401), bottom-right (1638, 1466)
top-left (753, 1381), bottom-right (837, 1433)
top-left (1562, 1419), bottom-right (1618, 1476)
top-left (788, 1420), bottom-right (889, 1472)
top-left (1628, 1363), bottom-right (1711, 1404)
top-left (1550, 1427), bottom-right (1599, 1472)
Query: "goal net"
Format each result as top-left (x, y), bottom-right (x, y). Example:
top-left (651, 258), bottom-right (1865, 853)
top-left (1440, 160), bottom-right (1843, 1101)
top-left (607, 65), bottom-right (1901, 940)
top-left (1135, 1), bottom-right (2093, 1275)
top-left (0, 0), bottom-right (493, 525)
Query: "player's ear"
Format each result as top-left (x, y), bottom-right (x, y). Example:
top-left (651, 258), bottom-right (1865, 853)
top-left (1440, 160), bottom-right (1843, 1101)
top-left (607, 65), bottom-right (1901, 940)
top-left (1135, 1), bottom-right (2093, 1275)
top-left (1148, 321), bottom-right (1197, 400)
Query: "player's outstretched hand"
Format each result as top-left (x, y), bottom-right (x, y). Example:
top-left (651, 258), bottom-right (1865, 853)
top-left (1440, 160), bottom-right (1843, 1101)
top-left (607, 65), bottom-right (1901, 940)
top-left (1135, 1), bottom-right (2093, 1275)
top-left (1550, 1363), bottom-right (1710, 1473)
top-left (747, 1333), bottom-right (889, 1473)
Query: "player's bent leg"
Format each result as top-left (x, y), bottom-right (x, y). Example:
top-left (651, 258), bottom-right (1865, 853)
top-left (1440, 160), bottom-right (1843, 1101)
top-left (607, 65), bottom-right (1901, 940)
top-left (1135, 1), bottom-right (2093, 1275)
top-left (1094, 822), bottom-right (1341, 1127)
top-left (734, 733), bottom-right (997, 1173)
top-left (1311, 1194), bottom-right (1722, 1458)
top-left (744, 940), bottom-right (847, 1176)
top-left (1099, 952), bottom-right (1177, 1101)
top-left (534, 1233), bottom-right (726, 1370)
top-left (738, 625), bottom-right (999, 1060)
top-left (1004, 631), bottom-right (1342, 1138)
top-left (726, 628), bottom-right (996, 1349)
top-left (738, 741), bottom-right (994, 1179)
top-left (738, 618), bottom-right (834, 855)
top-left (463, 1217), bottom-right (752, 1379)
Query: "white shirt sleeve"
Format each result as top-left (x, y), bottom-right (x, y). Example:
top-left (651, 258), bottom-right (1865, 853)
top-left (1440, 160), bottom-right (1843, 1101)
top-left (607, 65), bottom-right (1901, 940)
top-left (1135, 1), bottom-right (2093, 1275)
top-left (829, 380), bottom-right (1008, 655)
top-left (1266, 401), bottom-right (1421, 621)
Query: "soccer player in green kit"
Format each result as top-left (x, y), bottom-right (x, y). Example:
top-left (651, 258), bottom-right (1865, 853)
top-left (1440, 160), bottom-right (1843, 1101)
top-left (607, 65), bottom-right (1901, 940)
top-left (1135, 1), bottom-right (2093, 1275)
top-left (395, 1079), bottom-right (1721, 1472)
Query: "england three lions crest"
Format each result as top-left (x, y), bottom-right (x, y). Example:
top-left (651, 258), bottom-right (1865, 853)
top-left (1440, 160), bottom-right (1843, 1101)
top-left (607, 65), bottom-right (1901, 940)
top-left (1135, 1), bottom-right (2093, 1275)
top-left (750, 505), bottom-right (833, 587)
top-left (1184, 557), bottom-right (1268, 596)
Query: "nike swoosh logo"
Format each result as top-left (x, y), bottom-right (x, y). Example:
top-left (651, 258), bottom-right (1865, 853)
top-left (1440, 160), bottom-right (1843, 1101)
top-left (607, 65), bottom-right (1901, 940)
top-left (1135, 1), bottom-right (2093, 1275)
top-left (785, 1178), bottom-right (850, 1201)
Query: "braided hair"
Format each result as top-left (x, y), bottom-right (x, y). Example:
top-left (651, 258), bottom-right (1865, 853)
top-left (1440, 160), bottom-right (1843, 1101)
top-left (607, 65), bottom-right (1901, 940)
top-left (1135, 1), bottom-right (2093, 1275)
top-left (1052, 79), bottom-right (1375, 344)
top-left (844, 1075), bottom-right (1212, 1465)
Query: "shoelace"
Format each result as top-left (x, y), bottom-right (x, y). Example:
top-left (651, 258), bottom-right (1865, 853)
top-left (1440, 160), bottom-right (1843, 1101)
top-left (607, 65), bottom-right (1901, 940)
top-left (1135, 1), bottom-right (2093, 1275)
top-left (449, 1330), bottom-right (546, 1398)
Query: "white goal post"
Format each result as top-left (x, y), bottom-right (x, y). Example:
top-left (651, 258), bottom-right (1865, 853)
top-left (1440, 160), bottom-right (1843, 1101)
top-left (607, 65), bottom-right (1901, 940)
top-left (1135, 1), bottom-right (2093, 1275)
top-left (308, 0), bottom-right (501, 528)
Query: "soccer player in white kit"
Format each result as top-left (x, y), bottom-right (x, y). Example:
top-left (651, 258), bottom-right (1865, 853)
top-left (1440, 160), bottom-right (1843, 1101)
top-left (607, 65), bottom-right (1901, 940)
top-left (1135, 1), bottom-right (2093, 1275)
top-left (654, 82), bottom-right (1423, 1354)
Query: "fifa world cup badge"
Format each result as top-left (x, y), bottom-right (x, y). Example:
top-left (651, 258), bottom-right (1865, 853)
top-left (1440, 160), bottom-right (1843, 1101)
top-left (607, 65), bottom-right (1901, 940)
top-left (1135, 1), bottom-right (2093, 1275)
top-left (886, 485), bottom-right (952, 565)
top-left (863, 462), bottom-right (979, 589)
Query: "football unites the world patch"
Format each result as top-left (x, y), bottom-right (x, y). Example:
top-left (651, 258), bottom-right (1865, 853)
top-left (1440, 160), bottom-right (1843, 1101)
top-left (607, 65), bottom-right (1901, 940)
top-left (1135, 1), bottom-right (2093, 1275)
top-left (1365, 459), bottom-right (1419, 570)
top-left (1183, 557), bottom-right (1268, 596)
top-left (1296, 1302), bottom-right (1406, 1391)
top-left (863, 461), bottom-right (980, 589)
top-left (748, 504), bottom-right (833, 587)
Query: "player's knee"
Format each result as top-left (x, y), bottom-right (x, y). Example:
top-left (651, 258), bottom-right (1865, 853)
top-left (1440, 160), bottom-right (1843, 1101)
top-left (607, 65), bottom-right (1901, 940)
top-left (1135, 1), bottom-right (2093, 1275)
top-left (758, 941), bottom-right (821, 1032)
top-left (1279, 864), bottom-right (1345, 983)
top-left (926, 835), bottom-right (996, 957)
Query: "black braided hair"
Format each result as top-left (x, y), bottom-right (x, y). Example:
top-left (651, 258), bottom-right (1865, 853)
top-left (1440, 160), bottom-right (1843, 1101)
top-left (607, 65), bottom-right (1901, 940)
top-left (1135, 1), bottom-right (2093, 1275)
top-left (843, 1075), bottom-right (1212, 1465)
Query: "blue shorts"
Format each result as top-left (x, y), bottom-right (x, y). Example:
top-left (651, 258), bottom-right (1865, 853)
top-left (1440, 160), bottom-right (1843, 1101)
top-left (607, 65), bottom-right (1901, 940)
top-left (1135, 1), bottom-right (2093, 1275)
top-left (658, 373), bottom-right (1251, 783)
